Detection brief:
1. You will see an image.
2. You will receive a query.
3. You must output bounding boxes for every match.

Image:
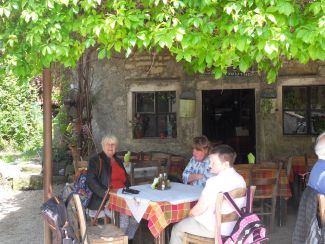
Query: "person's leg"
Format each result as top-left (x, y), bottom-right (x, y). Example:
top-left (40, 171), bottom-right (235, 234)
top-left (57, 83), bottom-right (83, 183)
top-left (126, 216), bottom-right (139, 239)
top-left (119, 214), bottom-right (139, 239)
top-left (169, 217), bottom-right (214, 244)
top-left (87, 209), bottom-right (112, 225)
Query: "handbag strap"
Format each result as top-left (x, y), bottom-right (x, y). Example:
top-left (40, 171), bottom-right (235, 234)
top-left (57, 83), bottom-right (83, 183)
top-left (223, 187), bottom-right (251, 217)
top-left (223, 192), bottom-right (242, 217)
top-left (245, 187), bottom-right (253, 213)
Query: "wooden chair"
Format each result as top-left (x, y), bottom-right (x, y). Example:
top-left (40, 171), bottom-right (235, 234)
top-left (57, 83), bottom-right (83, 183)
top-left (66, 193), bottom-right (128, 244)
top-left (279, 157), bottom-right (292, 226)
top-left (129, 160), bottom-right (163, 185)
top-left (73, 160), bottom-right (88, 180)
top-left (303, 153), bottom-right (317, 184)
top-left (150, 151), bottom-right (171, 172)
top-left (139, 151), bottom-right (152, 161)
top-left (236, 168), bottom-right (251, 186)
top-left (167, 155), bottom-right (187, 183)
top-left (284, 157), bottom-right (293, 179)
top-left (288, 154), bottom-right (315, 203)
top-left (318, 194), bottom-right (325, 227)
top-left (234, 164), bottom-right (252, 169)
top-left (115, 151), bottom-right (140, 162)
top-left (69, 145), bottom-right (87, 180)
top-left (250, 162), bottom-right (282, 229)
top-left (69, 145), bottom-right (81, 162)
top-left (183, 186), bottom-right (256, 244)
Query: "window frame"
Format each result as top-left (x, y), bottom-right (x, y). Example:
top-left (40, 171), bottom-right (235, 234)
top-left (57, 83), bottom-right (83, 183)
top-left (133, 91), bottom-right (177, 138)
top-left (282, 85), bottom-right (325, 135)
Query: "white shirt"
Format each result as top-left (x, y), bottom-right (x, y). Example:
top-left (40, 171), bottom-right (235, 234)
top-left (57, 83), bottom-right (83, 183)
top-left (194, 167), bottom-right (246, 236)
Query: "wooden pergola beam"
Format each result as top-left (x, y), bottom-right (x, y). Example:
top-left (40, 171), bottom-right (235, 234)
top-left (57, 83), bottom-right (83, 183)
top-left (42, 68), bottom-right (53, 244)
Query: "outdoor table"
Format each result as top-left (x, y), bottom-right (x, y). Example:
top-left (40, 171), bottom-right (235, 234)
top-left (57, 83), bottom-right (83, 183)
top-left (290, 156), bottom-right (309, 183)
top-left (290, 156), bottom-right (316, 201)
top-left (234, 164), bottom-right (292, 199)
top-left (108, 182), bottom-right (202, 244)
top-left (234, 164), bottom-right (292, 226)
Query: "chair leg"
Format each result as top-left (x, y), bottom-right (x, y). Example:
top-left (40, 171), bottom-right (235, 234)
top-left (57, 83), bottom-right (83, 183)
top-left (278, 197), bottom-right (287, 226)
top-left (183, 233), bottom-right (188, 244)
top-left (293, 175), bottom-right (300, 205)
top-left (270, 197), bottom-right (277, 230)
top-left (90, 217), bottom-right (97, 226)
top-left (104, 216), bottom-right (110, 224)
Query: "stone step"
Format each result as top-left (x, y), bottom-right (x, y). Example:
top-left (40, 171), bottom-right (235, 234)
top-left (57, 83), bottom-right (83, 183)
top-left (13, 174), bottom-right (43, 191)
top-left (0, 161), bottom-right (67, 190)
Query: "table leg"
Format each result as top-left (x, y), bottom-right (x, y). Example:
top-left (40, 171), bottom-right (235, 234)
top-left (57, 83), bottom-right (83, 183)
top-left (165, 224), bottom-right (173, 244)
top-left (154, 229), bottom-right (166, 244)
top-left (277, 197), bottom-right (287, 226)
top-left (111, 210), bottom-right (120, 228)
top-left (293, 175), bottom-right (300, 205)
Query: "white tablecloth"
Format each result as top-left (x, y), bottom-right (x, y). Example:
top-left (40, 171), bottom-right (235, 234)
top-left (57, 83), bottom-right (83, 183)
top-left (117, 182), bottom-right (203, 222)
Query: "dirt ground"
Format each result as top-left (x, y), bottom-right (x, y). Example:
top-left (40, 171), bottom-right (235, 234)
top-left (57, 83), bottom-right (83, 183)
top-left (0, 184), bottom-right (63, 244)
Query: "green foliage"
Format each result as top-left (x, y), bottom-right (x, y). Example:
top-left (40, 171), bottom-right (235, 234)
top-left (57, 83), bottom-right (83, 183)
top-left (0, 69), bottom-right (43, 151)
top-left (0, 0), bottom-right (325, 82)
top-left (52, 104), bottom-right (69, 143)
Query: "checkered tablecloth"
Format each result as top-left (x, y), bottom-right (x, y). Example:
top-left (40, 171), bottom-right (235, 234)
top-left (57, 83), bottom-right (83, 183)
top-left (108, 189), bottom-right (197, 238)
top-left (291, 156), bottom-right (308, 177)
top-left (289, 156), bottom-right (317, 183)
top-left (234, 165), bottom-right (292, 199)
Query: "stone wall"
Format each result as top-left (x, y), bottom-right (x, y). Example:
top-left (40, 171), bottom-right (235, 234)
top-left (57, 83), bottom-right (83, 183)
top-left (259, 73), bottom-right (325, 159)
top-left (90, 51), bottom-right (192, 157)
top-left (87, 50), bottom-right (324, 160)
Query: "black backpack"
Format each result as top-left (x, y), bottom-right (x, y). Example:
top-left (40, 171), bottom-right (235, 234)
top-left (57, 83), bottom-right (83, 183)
top-left (40, 194), bottom-right (80, 244)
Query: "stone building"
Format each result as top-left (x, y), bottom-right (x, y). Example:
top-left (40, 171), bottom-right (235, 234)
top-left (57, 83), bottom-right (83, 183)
top-left (73, 50), bottom-right (325, 162)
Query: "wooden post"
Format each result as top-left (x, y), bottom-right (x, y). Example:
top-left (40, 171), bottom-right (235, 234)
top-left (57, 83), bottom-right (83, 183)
top-left (43, 68), bottom-right (53, 244)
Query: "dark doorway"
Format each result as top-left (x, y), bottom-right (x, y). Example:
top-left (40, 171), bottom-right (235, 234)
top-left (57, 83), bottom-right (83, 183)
top-left (202, 89), bottom-right (256, 163)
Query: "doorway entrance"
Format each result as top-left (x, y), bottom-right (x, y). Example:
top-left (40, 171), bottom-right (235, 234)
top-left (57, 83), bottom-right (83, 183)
top-left (202, 89), bottom-right (256, 163)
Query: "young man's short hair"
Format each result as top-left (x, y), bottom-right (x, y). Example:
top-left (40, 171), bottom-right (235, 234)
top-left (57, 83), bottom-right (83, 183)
top-left (210, 144), bottom-right (237, 166)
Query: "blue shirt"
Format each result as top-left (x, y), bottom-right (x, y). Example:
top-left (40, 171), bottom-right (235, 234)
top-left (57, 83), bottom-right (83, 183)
top-left (182, 156), bottom-right (211, 187)
top-left (308, 159), bottom-right (325, 194)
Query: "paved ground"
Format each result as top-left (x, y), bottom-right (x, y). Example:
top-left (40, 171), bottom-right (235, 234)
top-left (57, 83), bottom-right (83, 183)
top-left (0, 156), bottom-right (299, 243)
top-left (0, 184), bottom-right (63, 244)
top-left (0, 180), bottom-right (297, 244)
top-left (268, 199), bottom-right (297, 243)
top-left (134, 200), bottom-right (298, 244)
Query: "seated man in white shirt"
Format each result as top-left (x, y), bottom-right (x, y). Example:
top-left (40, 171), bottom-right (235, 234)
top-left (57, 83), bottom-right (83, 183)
top-left (169, 144), bottom-right (246, 244)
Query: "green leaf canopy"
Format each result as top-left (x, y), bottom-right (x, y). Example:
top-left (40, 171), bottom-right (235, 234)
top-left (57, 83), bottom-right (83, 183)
top-left (0, 0), bottom-right (324, 82)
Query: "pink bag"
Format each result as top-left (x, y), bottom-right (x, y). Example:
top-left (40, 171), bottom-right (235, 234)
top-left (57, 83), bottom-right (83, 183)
top-left (222, 188), bottom-right (268, 244)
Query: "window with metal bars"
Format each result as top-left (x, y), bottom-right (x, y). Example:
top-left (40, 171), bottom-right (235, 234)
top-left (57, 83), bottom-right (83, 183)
top-left (282, 85), bottom-right (325, 135)
top-left (132, 91), bottom-right (177, 138)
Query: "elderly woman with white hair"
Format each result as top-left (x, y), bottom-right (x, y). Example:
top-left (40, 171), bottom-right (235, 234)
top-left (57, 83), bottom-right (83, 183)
top-left (307, 131), bottom-right (325, 194)
top-left (86, 134), bottom-right (138, 241)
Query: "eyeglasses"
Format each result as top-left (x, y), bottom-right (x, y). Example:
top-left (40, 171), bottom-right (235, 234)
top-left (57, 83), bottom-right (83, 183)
top-left (107, 143), bottom-right (116, 147)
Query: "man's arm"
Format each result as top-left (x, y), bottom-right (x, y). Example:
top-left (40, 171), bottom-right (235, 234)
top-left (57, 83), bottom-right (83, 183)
top-left (189, 193), bottom-right (209, 216)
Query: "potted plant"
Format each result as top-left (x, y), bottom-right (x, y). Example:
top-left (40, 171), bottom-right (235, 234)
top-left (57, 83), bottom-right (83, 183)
top-left (130, 113), bottom-right (149, 139)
